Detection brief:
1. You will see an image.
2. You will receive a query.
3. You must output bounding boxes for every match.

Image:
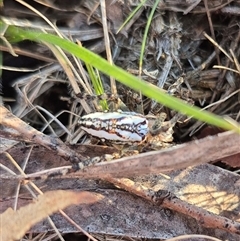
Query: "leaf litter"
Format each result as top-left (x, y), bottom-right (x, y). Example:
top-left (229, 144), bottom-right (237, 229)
top-left (1, 0), bottom-right (240, 241)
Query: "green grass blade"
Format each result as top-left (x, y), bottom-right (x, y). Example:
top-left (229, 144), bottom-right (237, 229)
top-left (5, 25), bottom-right (240, 133)
top-left (116, 0), bottom-right (147, 34)
top-left (139, 0), bottom-right (161, 72)
top-left (85, 63), bottom-right (108, 110)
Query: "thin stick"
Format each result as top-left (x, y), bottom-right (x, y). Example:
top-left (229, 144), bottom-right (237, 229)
top-left (105, 177), bottom-right (240, 235)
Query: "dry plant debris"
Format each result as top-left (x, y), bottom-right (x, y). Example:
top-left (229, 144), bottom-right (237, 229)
top-left (0, 190), bottom-right (103, 241)
top-left (1, 0), bottom-right (240, 240)
top-left (1, 146), bottom-right (240, 240)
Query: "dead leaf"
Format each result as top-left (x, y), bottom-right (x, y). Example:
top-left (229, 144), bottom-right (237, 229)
top-left (218, 153), bottom-right (240, 168)
top-left (0, 190), bottom-right (103, 241)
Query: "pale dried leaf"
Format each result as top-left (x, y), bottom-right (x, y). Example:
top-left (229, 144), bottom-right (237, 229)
top-left (0, 190), bottom-right (103, 241)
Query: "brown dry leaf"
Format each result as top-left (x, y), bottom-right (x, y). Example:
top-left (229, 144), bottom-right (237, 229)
top-left (0, 190), bottom-right (103, 241)
top-left (105, 0), bottom-right (124, 33)
top-left (218, 153), bottom-right (240, 168)
top-left (196, 127), bottom-right (240, 168)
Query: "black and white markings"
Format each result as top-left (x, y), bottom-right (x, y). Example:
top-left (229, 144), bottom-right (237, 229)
top-left (78, 111), bottom-right (149, 143)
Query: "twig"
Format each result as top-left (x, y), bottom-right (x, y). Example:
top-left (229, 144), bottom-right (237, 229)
top-left (0, 106), bottom-right (85, 163)
top-left (7, 130), bottom-right (239, 181)
top-left (69, 130), bottom-right (240, 179)
top-left (105, 177), bottom-right (240, 235)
